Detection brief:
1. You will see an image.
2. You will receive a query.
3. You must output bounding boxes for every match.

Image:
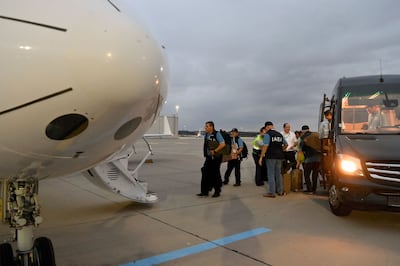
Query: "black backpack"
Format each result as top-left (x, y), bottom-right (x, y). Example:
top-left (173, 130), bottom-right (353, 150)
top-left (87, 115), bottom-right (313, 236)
top-left (233, 136), bottom-right (248, 159)
top-left (241, 140), bottom-right (248, 159)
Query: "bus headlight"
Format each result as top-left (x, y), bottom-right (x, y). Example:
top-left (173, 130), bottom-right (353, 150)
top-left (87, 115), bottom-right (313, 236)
top-left (337, 154), bottom-right (364, 176)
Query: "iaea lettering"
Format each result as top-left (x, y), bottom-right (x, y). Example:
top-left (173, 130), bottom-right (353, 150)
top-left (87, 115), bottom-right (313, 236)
top-left (271, 136), bottom-right (282, 142)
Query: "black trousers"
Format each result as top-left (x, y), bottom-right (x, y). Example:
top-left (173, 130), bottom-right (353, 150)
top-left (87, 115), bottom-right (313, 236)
top-left (282, 151), bottom-right (296, 174)
top-left (201, 155), bottom-right (223, 194)
top-left (252, 150), bottom-right (267, 185)
top-left (304, 161), bottom-right (320, 192)
top-left (224, 159), bottom-right (241, 184)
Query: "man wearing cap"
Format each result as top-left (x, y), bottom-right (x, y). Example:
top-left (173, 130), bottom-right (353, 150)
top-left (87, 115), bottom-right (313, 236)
top-left (223, 128), bottom-right (244, 186)
top-left (259, 121), bottom-right (288, 197)
top-left (297, 125), bottom-right (321, 194)
top-left (198, 121), bottom-right (225, 198)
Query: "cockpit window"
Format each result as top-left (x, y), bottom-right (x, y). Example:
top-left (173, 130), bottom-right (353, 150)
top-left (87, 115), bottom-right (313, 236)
top-left (340, 86), bottom-right (400, 134)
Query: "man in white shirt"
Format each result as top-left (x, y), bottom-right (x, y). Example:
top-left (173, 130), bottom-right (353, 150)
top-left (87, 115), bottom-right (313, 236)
top-left (367, 104), bottom-right (381, 129)
top-left (281, 123), bottom-right (298, 173)
top-left (319, 110), bottom-right (332, 138)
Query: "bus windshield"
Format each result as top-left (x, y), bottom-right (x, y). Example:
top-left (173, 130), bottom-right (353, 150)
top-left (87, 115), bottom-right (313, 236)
top-left (340, 85), bottom-right (400, 134)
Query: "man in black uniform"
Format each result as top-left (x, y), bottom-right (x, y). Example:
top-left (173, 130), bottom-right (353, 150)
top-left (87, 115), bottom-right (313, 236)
top-left (259, 121), bottom-right (288, 197)
top-left (198, 121), bottom-right (226, 198)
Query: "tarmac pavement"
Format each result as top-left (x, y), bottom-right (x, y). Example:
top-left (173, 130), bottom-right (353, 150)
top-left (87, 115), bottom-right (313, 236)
top-left (1, 137), bottom-right (400, 266)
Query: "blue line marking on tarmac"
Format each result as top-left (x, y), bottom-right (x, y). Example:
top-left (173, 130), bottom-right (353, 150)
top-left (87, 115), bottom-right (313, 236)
top-left (121, 227), bottom-right (271, 266)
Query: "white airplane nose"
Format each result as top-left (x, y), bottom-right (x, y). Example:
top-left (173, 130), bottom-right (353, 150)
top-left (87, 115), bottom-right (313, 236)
top-left (0, 0), bottom-right (168, 178)
top-left (1, 0), bottom-right (167, 111)
top-left (66, 14), bottom-right (167, 106)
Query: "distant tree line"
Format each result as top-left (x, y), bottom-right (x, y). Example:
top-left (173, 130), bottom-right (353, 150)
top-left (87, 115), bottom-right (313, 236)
top-left (178, 130), bottom-right (258, 137)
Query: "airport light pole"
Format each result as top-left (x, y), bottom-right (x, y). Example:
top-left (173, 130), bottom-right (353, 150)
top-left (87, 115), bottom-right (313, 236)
top-left (175, 105), bottom-right (179, 136)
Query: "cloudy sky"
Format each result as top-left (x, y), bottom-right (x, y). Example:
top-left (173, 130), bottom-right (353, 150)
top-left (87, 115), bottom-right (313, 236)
top-left (124, 0), bottom-right (400, 132)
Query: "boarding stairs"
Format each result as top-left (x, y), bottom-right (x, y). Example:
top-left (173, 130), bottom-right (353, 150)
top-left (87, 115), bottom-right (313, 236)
top-left (87, 138), bottom-right (157, 203)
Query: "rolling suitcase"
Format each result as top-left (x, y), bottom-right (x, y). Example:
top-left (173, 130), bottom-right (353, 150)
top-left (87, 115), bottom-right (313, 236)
top-left (291, 169), bottom-right (303, 191)
top-left (282, 173), bottom-right (291, 194)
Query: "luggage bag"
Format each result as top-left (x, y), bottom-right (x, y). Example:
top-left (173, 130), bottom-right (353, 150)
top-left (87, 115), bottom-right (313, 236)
top-left (291, 169), bottom-right (303, 191)
top-left (282, 173), bottom-right (291, 194)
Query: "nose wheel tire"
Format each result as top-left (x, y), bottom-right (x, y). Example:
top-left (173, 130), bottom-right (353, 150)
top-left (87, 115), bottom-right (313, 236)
top-left (33, 237), bottom-right (56, 266)
top-left (329, 184), bottom-right (352, 216)
top-left (0, 243), bottom-right (16, 266)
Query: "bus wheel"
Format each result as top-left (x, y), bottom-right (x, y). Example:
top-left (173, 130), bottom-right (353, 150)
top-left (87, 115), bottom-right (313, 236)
top-left (329, 184), bottom-right (352, 216)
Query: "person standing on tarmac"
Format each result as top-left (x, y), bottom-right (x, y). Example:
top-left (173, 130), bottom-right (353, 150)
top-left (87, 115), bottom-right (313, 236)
top-left (259, 121), bottom-right (288, 198)
top-left (223, 128), bottom-right (244, 186)
top-left (297, 125), bottom-right (321, 194)
top-left (198, 121), bottom-right (225, 198)
top-left (281, 122), bottom-right (298, 174)
top-left (252, 126), bottom-right (267, 186)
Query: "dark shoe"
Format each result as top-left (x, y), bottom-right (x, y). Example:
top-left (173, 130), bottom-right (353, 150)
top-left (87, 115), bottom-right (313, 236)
top-left (212, 193), bottom-right (220, 198)
top-left (256, 183), bottom-right (264, 186)
top-left (263, 193), bottom-right (276, 198)
top-left (223, 181), bottom-right (229, 185)
top-left (233, 183), bottom-right (241, 187)
top-left (303, 190), bottom-right (313, 195)
top-left (196, 193), bottom-right (208, 197)
top-left (278, 192), bottom-right (287, 196)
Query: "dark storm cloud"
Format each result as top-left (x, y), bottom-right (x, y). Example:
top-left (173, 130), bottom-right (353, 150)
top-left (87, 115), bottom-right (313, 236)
top-left (123, 0), bottom-right (400, 131)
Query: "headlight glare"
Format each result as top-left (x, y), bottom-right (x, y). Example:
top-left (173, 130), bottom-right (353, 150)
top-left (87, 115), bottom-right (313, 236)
top-left (338, 154), bottom-right (364, 176)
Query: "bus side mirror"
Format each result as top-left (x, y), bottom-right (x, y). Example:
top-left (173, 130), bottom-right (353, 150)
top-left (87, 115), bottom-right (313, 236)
top-left (383, 99), bottom-right (398, 108)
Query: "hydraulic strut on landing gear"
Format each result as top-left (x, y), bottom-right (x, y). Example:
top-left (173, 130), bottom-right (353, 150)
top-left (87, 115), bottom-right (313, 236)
top-left (0, 178), bottom-right (56, 266)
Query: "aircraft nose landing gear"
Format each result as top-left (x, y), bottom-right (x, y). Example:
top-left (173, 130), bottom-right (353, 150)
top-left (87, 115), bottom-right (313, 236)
top-left (0, 236), bottom-right (55, 266)
top-left (0, 178), bottom-right (56, 266)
